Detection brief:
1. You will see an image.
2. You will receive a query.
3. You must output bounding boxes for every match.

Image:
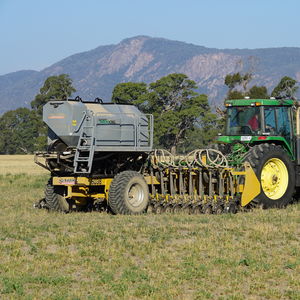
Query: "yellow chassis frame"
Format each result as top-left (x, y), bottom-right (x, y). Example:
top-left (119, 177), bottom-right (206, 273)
top-left (52, 162), bottom-right (260, 207)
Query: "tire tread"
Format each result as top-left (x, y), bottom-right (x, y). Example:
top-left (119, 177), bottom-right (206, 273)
top-left (109, 171), bottom-right (148, 215)
top-left (244, 143), bottom-right (295, 208)
top-left (44, 179), bottom-right (68, 212)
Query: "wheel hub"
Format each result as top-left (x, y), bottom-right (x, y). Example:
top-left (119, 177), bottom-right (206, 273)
top-left (261, 158), bottom-right (288, 200)
top-left (128, 183), bottom-right (145, 207)
top-left (272, 174), bottom-right (278, 184)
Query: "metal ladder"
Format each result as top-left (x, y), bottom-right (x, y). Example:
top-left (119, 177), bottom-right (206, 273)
top-left (74, 125), bottom-right (95, 174)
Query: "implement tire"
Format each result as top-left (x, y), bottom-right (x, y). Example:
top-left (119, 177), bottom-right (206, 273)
top-left (244, 143), bottom-right (295, 208)
top-left (108, 171), bottom-right (149, 215)
top-left (45, 180), bottom-right (69, 212)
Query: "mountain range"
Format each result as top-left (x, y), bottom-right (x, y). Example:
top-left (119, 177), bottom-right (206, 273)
top-left (1, 35), bottom-right (300, 115)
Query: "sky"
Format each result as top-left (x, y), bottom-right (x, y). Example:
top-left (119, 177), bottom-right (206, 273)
top-left (1, 0), bottom-right (300, 75)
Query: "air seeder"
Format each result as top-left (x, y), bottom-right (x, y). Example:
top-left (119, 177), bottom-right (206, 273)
top-left (35, 96), bottom-right (300, 214)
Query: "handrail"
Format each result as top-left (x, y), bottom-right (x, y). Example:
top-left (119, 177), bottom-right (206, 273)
top-left (73, 111), bottom-right (87, 133)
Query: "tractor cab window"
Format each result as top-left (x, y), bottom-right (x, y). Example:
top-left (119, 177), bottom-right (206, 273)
top-left (276, 107), bottom-right (291, 138)
top-left (264, 106), bottom-right (291, 140)
top-left (264, 107), bottom-right (276, 133)
top-left (226, 106), bottom-right (261, 135)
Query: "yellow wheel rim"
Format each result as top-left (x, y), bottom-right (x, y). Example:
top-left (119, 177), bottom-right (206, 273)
top-left (261, 158), bottom-right (288, 200)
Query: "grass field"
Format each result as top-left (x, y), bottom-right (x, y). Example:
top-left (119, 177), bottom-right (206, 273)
top-left (0, 155), bottom-right (299, 299)
top-left (0, 155), bottom-right (48, 175)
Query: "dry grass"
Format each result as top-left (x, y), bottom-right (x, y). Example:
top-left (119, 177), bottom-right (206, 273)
top-left (0, 156), bottom-right (299, 299)
top-left (0, 155), bottom-right (48, 175)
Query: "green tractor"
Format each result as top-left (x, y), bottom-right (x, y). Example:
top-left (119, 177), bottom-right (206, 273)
top-left (216, 98), bottom-right (299, 208)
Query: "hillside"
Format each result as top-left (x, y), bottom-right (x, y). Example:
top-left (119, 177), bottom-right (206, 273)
top-left (1, 36), bottom-right (300, 114)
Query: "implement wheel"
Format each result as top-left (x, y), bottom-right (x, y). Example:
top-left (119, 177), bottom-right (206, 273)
top-left (108, 171), bottom-right (149, 215)
top-left (244, 143), bottom-right (295, 208)
top-left (45, 180), bottom-right (69, 212)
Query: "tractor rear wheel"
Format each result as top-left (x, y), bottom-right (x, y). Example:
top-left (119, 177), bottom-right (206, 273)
top-left (244, 143), bottom-right (295, 208)
top-left (45, 180), bottom-right (69, 212)
top-left (108, 171), bottom-right (149, 215)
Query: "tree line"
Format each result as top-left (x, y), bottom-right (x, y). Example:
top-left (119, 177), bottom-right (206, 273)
top-left (0, 74), bottom-right (75, 154)
top-left (224, 73), bottom-right (298, 100)
top-left (0, 72), bottom-right (298, 154)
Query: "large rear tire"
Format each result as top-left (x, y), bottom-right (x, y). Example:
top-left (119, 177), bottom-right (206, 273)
top-left (108, 171), bottom-right (149, 215)
top-left (244, 143), bottom-right (295, 208)
top-left (45, 180), bottom-right (69, 212)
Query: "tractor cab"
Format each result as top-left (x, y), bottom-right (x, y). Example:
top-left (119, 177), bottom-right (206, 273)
top-left (218, 98), bottom-right (295, 158)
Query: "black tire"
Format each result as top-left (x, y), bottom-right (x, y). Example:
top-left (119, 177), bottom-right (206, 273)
top-left (45, 179), bottom-right (69, 212)
top-left (191, 205), bottom-right (202, 214)
top-left (108, 171), bottom-right (149, 215)
top-left (146, 204), bottom-right (155, 214)
top-left (244, 143), bottom-right (295, 208)
top-left (47, 139), bottom-right (67, 153)
top-left (164, 205), bottom-right (173, 214)
top-left (172, 205), bottom-right (182, 214)
top-left (154, 205), bottom-right (164, 214)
